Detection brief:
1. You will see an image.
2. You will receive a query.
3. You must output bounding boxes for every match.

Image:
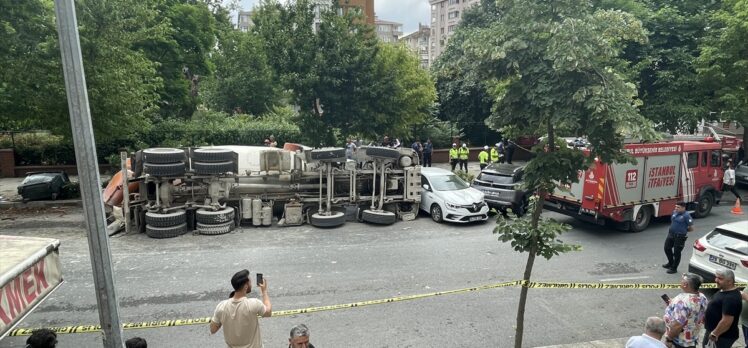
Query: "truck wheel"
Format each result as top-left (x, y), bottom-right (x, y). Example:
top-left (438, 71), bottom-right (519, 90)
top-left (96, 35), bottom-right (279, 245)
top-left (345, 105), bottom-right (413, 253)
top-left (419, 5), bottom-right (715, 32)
top-left (693, 192), bottom-right (714, 218)
top-left (628, 206), bottom-right (652, 232)
top-left (430, 204), bottom-right (444, 223)
top-left (196, 221), bottom-right (235, 235)
top-left (196, 207), bottom-right (235, 224)
top-left (146, 210), bottom-right (186, 228)
top-left (192, 148), bottom-right (234, 162)
top-left (144, 162), bottom-right (185, 177)
top-left (146, 223), bottom-right (187, 239)
top-left (361, 209), bottom-right (397, 225)
top-left (193, 161), bottom-right (234, 175)
top-left (310, 211), bottom-right (346, 228)
top-left (365, 147), bottom-right (400, 160)
top-left (310, 148), bottom-right (346, 162)
top-left (143, 148), bottom-right (185, 164)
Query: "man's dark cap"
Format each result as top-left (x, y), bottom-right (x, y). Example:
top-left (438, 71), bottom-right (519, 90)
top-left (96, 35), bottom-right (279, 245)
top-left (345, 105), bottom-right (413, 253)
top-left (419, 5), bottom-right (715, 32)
top-left (231, 269), bottom-right (250, 291)
top-left (676, 201), bottom-right (686, 207)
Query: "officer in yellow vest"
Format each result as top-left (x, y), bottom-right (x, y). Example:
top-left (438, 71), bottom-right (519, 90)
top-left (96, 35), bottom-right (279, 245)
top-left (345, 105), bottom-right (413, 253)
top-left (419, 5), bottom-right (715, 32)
top-left (449, 143), bottom-right (459, 171)
top-left (490, 144), bottom-right (500, 164)
top-left (458, 143), bottom-right (470, 172)
top-left (479, 146), bottom-right (490, 171)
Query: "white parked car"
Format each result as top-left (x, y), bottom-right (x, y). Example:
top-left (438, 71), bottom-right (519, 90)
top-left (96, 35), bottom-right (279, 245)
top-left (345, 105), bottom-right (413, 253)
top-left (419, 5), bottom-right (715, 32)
top-left (688, 220), bottom-right (748, 283)
top-left (420, 167), bottom-right (489, 223)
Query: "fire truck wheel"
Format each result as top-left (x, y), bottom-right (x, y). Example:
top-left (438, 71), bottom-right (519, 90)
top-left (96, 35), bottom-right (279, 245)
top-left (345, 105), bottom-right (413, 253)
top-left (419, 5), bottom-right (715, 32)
top-left (629, 206), bottom-right (652, 232)
top-left (143, 148), bottom-right (185, 164)
top-left (361, 209), bottom-right (397, 225)
top-left (365, 147), bottom-right (400, 160)
top-left (193, 161), bottom-right (234, 175)
top-left (146, 223), bottom-right (188, 239)
top-left (196, 221), bottom-right (235, 235)
top-left (192, 148), bottom-right (235, 162)
top-left (693, 192), bottom-right (714, 218)
top-left (145, 210), bottom-right (187, 228)
top-left (310, 211), bottom-right (346, 228)
top-left (430, 204), bottom-right (444, 223)
top-left (196, 207), bottom-right (235, 224)
top-left (144, 162), bottom-right (186, 177)
top-left (310, 148), bottom-right (347, 162)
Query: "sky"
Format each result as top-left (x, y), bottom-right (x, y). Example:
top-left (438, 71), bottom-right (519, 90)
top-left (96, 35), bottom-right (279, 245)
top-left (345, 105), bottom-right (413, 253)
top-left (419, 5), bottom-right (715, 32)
top-left (237, 0), bottom-right (431, 35)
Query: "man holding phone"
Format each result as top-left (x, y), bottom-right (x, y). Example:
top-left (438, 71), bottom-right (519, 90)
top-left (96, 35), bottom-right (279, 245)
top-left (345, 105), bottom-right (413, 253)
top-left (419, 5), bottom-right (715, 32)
top-left (210, 269), bottom-right (272, 348)
top-left (662, 273), bottom-right (708, 348)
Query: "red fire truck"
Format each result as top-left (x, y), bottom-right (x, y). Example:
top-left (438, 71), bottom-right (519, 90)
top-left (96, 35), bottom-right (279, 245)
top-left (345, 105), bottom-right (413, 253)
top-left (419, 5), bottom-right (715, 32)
top-left (544, 139), bottom-right (728, 232)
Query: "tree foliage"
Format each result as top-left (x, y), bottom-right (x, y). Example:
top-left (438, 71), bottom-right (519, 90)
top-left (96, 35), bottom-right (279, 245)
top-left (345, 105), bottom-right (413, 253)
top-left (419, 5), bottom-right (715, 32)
top-left (461, 1), bottom-right (655, 346)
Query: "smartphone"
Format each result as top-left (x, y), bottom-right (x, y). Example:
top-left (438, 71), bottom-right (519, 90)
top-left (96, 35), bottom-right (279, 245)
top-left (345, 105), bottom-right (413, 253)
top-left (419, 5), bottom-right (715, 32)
top-left (661, 294), bottom-right (670, 304)
top-left (256, 273), bottom-right (263, 287)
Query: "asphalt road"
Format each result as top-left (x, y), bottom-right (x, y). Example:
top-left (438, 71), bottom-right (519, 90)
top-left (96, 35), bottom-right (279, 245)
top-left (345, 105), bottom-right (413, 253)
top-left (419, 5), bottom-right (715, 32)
top-left (1, 195), bottom-right (747, 348)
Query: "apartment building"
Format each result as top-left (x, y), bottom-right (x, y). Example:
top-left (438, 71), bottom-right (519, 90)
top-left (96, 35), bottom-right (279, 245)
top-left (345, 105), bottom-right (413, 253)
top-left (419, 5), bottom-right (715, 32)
top-left (237, 0), bottom-right (369, 31)
top-left (400, 24), bottom-right (431, 69)
top-left (375, 18), bottom-right (403, 44)
top-left (429, 0), bottom-right (479, 60)
top-left (338, 0), bottom-right (375, 25)
top-left (237, 10), bottom-right (252, 32)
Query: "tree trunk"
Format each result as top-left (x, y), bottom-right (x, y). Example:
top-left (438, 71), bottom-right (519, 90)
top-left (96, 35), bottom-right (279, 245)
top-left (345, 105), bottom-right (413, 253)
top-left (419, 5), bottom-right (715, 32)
top-left (514, 121), bottom-right (555, 348)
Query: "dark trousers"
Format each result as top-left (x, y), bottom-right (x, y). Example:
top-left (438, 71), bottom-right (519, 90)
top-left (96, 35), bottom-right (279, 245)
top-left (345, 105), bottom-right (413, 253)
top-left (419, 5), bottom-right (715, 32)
top-left (423, 152), bottom-right (432, 167)
top-left (702, 330), bottom-right (737, 348)
top-left (664, 233), bottom-right (688, 270)
top-left (723, 184), bottom-right (741, 201)
top-left (506, 149), bottom-right (514, 164)
top-left (459, 159), bottom-right (467, 171)
top-left (480, 163), bottom-right (487, 170)
top-left (450, 159), bottom-right (458, 171)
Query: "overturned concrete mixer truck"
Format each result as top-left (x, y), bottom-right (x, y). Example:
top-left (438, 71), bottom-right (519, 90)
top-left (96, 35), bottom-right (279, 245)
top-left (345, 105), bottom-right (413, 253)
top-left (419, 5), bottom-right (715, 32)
top-left (110, 143), bottom-right (422, 238)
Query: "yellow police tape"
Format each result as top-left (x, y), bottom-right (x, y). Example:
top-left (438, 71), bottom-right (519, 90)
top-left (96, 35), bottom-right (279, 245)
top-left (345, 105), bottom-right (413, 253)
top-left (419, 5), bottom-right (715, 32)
top-left (8, 280), bottom-right (737, 336)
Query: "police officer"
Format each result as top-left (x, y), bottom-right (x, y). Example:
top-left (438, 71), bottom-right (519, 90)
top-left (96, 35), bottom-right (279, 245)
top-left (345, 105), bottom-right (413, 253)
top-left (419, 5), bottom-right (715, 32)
top-left (663, 202), bottom-right (694, 274)
top-left (449, 143), bottom-right (459, 171)
top-left (479, 146), bottom-right (490, 171)
top-left (490, 144), bottom-right (500, 164)
top-left (458, 143), bottom-right (470, 172)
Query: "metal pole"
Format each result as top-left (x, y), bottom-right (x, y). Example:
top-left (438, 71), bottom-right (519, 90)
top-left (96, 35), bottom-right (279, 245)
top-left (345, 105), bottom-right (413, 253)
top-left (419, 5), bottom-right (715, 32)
top-left (120, 152), bottom-right (130, 234)
top-left (53, 1), bottom-right (124, 347)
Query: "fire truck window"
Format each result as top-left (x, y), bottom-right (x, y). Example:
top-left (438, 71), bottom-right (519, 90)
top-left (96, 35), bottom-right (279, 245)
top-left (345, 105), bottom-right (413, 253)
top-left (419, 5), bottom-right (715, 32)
top-left (687, 152), bottom-right (698, 168)
top-left (711, 151), bottom-right (721, 167)
top-left (701, 151), bottom-right (708, 166)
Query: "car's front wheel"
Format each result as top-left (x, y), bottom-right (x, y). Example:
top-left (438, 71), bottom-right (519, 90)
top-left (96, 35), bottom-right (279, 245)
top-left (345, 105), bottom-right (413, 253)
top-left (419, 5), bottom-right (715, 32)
top-left (430, 204), bottom-right (444, 223)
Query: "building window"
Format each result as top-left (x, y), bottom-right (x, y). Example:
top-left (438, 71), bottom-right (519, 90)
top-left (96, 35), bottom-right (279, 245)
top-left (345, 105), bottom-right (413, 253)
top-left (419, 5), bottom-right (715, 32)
top-left (431, 4), bottom-right (436, 10)
top-left (448, 0), bottom-right (459, 5)
top-left (687, 153), bottom-right (698, 168)
top-left (448, 11), bottom-right (459, 19)
top-left (441, 2), bottom-right (445, 8)
top-left (440, 27), bottom-right (444, 34)
top-left (448, 25), bottom-right (455, 32)
top-left (440, 14), bottom-right (444, 21)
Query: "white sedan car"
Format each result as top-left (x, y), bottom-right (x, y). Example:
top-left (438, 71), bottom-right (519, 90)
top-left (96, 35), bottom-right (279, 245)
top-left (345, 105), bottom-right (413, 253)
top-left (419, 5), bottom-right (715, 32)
top-left (688, 220), bottom-right (748, 283)
top-left (420, 167), bottom-right (489, 223)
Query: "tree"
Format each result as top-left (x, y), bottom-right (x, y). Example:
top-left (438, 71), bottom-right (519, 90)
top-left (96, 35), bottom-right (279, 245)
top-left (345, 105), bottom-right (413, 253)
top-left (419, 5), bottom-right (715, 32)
top-left (432, 0), bottom-right (500, 145)
top-left (461, 1), bottom-right (656, 346)
top-left (203, 30), bottom-right (280, 115)
top-left (697, 0), bottom-right (748, 154)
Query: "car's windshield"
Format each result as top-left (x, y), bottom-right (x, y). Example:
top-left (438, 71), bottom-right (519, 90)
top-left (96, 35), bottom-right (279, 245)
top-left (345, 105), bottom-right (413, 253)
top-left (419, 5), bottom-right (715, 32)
top-left (477, 172), bottom-right (515, 185)
top-left (707, 229), bottom-right (748, 255)
top-left (429, 174), bottom-right (469, 191)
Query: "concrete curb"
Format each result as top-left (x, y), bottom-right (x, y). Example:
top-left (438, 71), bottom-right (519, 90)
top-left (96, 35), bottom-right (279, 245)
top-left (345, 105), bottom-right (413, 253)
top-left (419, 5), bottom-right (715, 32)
top-left (0, 199), bottom-right (82, 209)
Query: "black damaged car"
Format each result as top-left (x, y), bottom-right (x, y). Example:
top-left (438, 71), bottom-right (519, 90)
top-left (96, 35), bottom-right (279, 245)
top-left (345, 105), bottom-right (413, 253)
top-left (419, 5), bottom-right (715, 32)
top-left (470, 164), bottom-right (531, 216)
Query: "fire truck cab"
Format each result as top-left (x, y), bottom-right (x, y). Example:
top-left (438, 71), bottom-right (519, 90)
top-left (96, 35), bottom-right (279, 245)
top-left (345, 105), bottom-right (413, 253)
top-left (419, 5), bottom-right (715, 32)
top-left (545, 140), bottom-right (725, 232)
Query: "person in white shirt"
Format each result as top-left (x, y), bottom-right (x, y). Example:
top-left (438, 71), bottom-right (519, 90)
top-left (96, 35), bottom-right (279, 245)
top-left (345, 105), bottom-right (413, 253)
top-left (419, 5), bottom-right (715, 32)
top-left (626, 317), bottom-right (667, 348)
top-left (722, 163), bottom-right (741, 202)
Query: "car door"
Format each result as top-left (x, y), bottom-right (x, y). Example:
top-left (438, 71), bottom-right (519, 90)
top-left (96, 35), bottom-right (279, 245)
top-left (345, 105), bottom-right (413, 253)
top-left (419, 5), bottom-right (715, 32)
top-left (420, 175), bottom-right (434, 211)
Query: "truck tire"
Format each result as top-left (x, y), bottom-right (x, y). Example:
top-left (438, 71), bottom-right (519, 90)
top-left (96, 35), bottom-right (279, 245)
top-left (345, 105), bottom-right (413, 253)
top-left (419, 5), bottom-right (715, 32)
top-left (361, 209), bottom-right (397, 225)
top-left (192, 148), bottom-right (234, 162)
top-left (693, 192), bottom-right (714, 218)
top-left (365, 147), bottom-right (400, 160)
top-left (144, 162), bottom-right (185, 177)
top-left (146, 223), bottom-right (187, 239)
top-left (310, 148), bottom-right (346, 162)
top-left (628, 206), bottom-right (652, 232)
top-left (143, 148), bottom-right (185, 164)
top-left (310, 211), bottom-right (346, 228)
top-left (145, 210), bottom-right (186, 228)
top-left (196, 221), bottom-right (235, 235)
top-left (193, 161), bottom-right (234, 175)
top-left (196, 207), bottom-right (235, 224)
